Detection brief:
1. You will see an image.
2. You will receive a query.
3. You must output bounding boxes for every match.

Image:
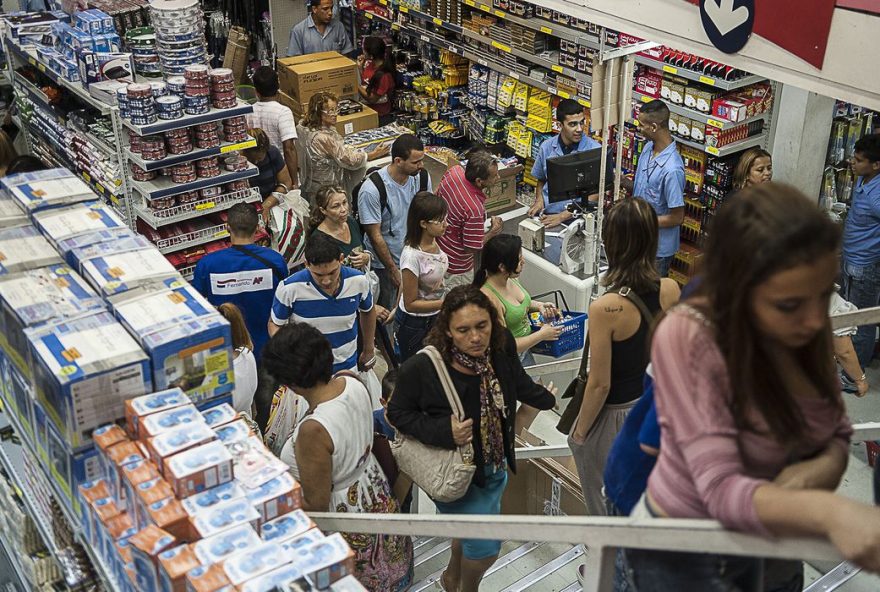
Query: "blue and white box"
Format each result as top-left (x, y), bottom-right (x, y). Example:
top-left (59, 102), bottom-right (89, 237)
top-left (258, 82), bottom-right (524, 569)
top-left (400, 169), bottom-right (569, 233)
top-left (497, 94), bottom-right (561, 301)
top-left (79, 247), bottom-right (180, 297)
top-left (192, 523), bottom-right (261, 565)
top-left (27, 310), bottom-right (151, 450)
top-left (0, 191), bottom-right (27, 228)
top-left (2, 169), bottom-right (96, 214)
top-left (32, 200), bottom-right (127, 257)
top-left (66, 232), bottom-right (150, 274)
top-left (0, 226), bottom-right (61, 276)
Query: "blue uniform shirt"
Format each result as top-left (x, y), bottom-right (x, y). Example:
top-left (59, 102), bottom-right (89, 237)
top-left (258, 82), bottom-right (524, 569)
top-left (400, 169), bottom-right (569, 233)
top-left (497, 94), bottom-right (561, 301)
top-left (633, 141), bottom-right (686, 258)
top-left (531, 134), bottom-right (603, 214)
top-left (842, 174), bottom-right (880, 266)
top-left (287, 15), bottom-right (354, 57)
top-left (192, 245), bottom-right (287, 362)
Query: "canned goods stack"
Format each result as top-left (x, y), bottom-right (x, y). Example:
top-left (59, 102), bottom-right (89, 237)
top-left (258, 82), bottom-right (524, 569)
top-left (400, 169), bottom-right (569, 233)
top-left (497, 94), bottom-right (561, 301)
top-left (170, 162), bottom-right (197, 183)
top-left (194, 123), bottom-right (221, 149)
top-left (167, 76), bottom-right (186, 97)
top-left (209, 68), bottom-right (237, 109)
top-left (132, 163), bottom-right (157, 182)
top-left (226, 180), bottom-right (250, 192)
top-left (126, 27), bottom-right (161, 78)
top-left (165, 128), bottom-right (193, 154)
top-left (201, 185), bottom-right (224, 200)
top-left (183, 64), bottom-right (211, 115)
top-left (157, 95), bottom-right (184, 120)
top-left (126, 83), bottom-right (157, 125)
top-left (150, 0), bottom-right (209, 76)
top-left (116, 86), bottom-right (129, 118)
top-left (223, 116), bottom-right (248, 143)
top-left (141, 135), bottom-right (167, 161)
top-left (150, 81), bottom-right (168, 98)
top-left (149, 195), bottom-right (177, 216)
top-left (195, 156), bottom-right (221, 178)
top-left (177, 191), bottom-right (201, 205)
top-left (223, 155), bottom-right (248, 172)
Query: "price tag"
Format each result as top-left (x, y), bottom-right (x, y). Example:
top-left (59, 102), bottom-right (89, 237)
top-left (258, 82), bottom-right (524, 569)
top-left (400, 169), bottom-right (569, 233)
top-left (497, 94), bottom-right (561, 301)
top-left (465, 0), bottom-right (476, 5)
top-left (479, 4), bottom-right (491, 12)
top-left (27, 57), bottom-right (36, 66)
top-left (213, 230), bottom-right (228, 238)
top-left (698, 75), bottom-right (716, 86)
top-left (433, 17), bottom-right (442, 25)
top-left (421, 34), bottom-right (430, 43)
top-left (82, 172), bottom-right (91, 182)
top-left (662, 65), bottom-right (677, 74)
top-left (578, 98), bottom-right (591, 108)
top-left (478, 58), bottom-right (488, 67)
top-left (379, 0), bottom-right (387, 4)
top-left (196, 201), bottom-right (216, 211)
top-left (491, 40), bottom-right (511, 52)
top-left (540, 26), bottom-right (553, 35)
top-left (399, 5), bottom-right (408, 12)
top-left (391, 23), bottom-right (400, 30)
top-left (557, 89), bottom-right (571, 99)
top-left (37, 63), bottom-right (45, 73)
top-left (706, 118), bottom-right (724, 129)
top-left (705, 145), bottom-right (720, 156)
top-left (221, 139), bottom-right (257, 153)
top-left (449, 46), bottom-right (459, 55)
top-left (365, 12), bottom-right (373, 19)
top-left (509, 71), bottom-right (520, 80)
top-left (640, 94), bottom-right (652, 103)
top-left (547, 86), bottom-right (557, 95)
top-left (494, 9), bottom-right (505, 18)
top-left (95, 183), bottom-right (105, 194)
top-left (551, 64), bottom-right (563, 73)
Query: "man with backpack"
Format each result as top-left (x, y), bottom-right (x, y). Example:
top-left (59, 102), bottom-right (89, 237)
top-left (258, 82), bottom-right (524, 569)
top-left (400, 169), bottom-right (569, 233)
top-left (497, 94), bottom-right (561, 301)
top-left (357, 133), bottom-right (431, 308)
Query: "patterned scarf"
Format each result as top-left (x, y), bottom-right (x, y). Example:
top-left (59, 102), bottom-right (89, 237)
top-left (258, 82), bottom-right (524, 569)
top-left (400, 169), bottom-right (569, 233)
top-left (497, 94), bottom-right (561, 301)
top-left (450, 346), bottom-right (506, 468)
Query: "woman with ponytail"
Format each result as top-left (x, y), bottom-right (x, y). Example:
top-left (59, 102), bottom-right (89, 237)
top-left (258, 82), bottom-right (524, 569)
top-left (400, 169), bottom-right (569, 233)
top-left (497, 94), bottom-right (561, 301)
top-left (475, 234), bottom-right (562, 367)
top-left (308, 185), bottom-right (371, 271)
top-left (357, 37), bottom-right (396, 125)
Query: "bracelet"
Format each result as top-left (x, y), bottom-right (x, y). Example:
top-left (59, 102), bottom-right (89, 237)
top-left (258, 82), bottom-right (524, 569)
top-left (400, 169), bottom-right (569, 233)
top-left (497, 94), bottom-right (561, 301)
top-left (274, 183), bottom-right (289, 195)
top-left (855, 373), bottom-right (867, 383)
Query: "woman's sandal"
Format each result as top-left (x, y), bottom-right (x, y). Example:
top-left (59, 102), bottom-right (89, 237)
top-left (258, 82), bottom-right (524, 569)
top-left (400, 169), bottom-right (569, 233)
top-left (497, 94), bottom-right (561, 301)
top-left (436, 571), bottom-right (457, 592)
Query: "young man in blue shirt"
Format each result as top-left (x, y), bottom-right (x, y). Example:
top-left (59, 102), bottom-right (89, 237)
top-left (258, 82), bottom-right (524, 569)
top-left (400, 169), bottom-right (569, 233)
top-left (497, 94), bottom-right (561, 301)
top-left (269, 233), bottom-right (377, 374)
top-left (358, 133), bottom-right (431, 308)
top-left (529, 98), bottom-right (603, 228)
top-left (192, 203), bottom-right (286, 362)
top-left (842, 133), bottom-right (880, 372)
top-left (629, 99), bottom-right (685, 278)
top-left (287, 0), bottom-right (354, 57)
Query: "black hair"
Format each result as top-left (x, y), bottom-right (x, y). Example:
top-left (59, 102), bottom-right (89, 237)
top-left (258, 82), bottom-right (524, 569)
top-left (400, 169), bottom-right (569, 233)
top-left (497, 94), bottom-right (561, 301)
top-left (262, 323), bottom-right (333, 389)
top-left (854, 133), bottom-right (880, 163)
top-left (381, 368), bottom-right (397, 401)
top-left (227, 203), bottom-right (259, 237)
top-left (308, 0), bottom-right (323, 7)
top-left (640, 99), bottom-right (671, 125)
top-left (6, 155), bottom-right (45, 175)
top-left (251, 66), bottom-right (279, 98)
top-left (473, 234), bottom-right (522, 287)
top-left (391, 133), bottom-right (424, 162)
top-left (464, 150), bottom-right (497, 185)
top-left (556, 98), bottom-right (584, 123)
top-left (404, 191), bottom-right (448, 248)
top-left (363, 37), bottom-right (396, 94)
top-left (304, 232), bottom-right (343, 265)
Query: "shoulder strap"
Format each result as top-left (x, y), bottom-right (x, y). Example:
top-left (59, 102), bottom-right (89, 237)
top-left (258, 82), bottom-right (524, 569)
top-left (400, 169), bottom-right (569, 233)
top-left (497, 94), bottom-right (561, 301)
top-left (418, 168), bottom-right (428, 192)
top-left (576, 329), bottom-right (591, 381)
top-left (419, 346), bottom-right (466, 421)
top-left (617, 286), bottom-right (656, 325)
top-left (368, 170), bottom-right (388, 216)
top-left (231, 245), bottom-right (286, 283)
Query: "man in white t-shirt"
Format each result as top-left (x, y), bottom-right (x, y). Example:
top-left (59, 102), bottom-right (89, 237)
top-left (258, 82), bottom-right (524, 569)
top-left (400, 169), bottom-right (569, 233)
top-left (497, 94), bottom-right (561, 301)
top-left (247, 66), bottom-right (299, 188)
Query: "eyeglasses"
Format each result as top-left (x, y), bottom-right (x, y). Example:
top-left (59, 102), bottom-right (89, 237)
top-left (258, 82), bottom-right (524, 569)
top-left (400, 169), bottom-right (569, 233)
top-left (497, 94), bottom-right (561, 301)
top-left (322, 109), bottom-right (339, 115)
top-left (429, 218), bottom-right (448, 225)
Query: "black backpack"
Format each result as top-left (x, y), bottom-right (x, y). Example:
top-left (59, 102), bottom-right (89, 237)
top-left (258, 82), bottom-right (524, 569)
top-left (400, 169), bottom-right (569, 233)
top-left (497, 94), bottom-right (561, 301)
top-left (352, 167), bottom-right (429, 236)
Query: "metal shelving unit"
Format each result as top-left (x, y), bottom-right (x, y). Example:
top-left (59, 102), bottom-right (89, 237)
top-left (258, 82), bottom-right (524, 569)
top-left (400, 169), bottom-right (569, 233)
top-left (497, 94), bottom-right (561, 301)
top-left (633, 55), bottom-right (767, 91)
top-left (126, 137), bottom-right (257, 172)
top-left (133, 187), bottom-right (262, 229)
top-left (118, 101), bottom-right (253, 136)
top-left (129, 164), bottom-right (259, 200)
top-left (632, 90), bottom-right (770, 129)
top-left (461, 0), bottom-right (600, 47)
top-left (155, 223), bottom-right (230, 254)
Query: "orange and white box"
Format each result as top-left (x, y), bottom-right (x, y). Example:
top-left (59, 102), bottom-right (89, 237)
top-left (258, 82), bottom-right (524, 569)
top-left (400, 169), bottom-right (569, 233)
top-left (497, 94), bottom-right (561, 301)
top-left (166, 441), bottom-right (233, 498)
top-left (157, 544), bottom-right (201, 592)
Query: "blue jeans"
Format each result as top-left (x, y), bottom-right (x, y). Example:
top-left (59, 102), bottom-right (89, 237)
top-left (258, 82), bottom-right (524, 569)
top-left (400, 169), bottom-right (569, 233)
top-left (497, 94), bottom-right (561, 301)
top-left (625, 548), bottom-right (763, 592)
top-left (841, 260), bottom-right (880, 368)
top-left (374, 267), bottom-right (398, 309)
top-left (604, 498), bottom-right (634, 592)
top-left (394, 309), bottom-right (436, 362)
top-left (655, 256), bottom-right (673, 278)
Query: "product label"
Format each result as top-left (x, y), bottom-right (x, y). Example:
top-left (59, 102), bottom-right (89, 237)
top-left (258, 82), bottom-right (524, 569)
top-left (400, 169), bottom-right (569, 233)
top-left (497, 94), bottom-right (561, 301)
top-left (208, 269), bottom-right (273, 296)
top-left (71, 364), bottom-right (146, 429)
top-left (491, 41), bottom-right (511, 53)
top-left (540, 26), bottom-right (552, 34)
top-left (220, 140), bottom-right (257, 154)
top-left (706, 145), bottom-right (720, 156)
top-left (698, 75), bottom-right (716, 86)
top-left (706, 118), bottom-right (724, 129)
top-left (195, 201), bottom-right (215, 211)
top-left (432, 17), bottom-right (442, 25)
top-left (662, 65), bottom-right (677, 74)
top-left (551, 64), bottom-right (563, 73)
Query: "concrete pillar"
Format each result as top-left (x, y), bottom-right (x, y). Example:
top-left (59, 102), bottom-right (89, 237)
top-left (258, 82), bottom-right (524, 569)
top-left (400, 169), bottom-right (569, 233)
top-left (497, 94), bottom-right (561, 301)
top-left (769, 84), bottom-right (835, 200)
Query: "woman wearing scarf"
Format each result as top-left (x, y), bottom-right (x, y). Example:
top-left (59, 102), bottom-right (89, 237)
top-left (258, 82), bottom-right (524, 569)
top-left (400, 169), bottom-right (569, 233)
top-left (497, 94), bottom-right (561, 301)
top-left (388, 285), bottom-right (557, 592)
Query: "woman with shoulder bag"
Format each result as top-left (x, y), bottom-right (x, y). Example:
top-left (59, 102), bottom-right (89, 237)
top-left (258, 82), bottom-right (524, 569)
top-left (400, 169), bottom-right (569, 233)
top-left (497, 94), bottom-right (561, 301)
top-left (387, 285), bottom-right (557, 592)
top-left (568, 198), bottom-right (680, 516)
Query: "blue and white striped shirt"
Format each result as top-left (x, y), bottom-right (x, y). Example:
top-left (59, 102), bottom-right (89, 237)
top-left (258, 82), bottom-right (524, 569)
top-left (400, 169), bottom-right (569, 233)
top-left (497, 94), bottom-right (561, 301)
top-left (270, 266), bottom-right (373, 372)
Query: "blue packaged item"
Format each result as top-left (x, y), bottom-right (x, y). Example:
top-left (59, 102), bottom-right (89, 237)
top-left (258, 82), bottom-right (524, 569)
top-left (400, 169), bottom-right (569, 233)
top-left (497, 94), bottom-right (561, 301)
top-left (139, 404), bottom-right (203, 440)
top-left (201, 403), bottom-right (236, 428)
top-left (291, 533), bottom-right (355, 589)
top-left (181, 480), bottom-right (246, 516)
top-left (124, 387), bottom-right (189, 440)
top-left (260, 509), bottom-right (315, 543)
top-left (0, 191), bottom-right (27, 228)
top-left (238, 563), bottom-right (305, 592)
top-left (2, 168), bottom-right (95, 214)
top-left (148, 422), bottom-right (216, 474)
top-left (190, 494), bottom-right (259, 539)
top-left (280, 529), bottom-right (325, 554)
top-left (85, 9), bottom-right (115, 34)
top-left (0, 226), bottom-right (60, 276)
top-left (213, 419), bottom-right (250, 447)
top-left (79, 247), bottom-right (180, 297)
top-left (32, 200), bottom-right (127, 253)
top-left (192, 523), bottom-right (261, 565)
top-left (63, 231), bottom-right (145, 273)
top-left (222, 541), bottom-right (287, 585)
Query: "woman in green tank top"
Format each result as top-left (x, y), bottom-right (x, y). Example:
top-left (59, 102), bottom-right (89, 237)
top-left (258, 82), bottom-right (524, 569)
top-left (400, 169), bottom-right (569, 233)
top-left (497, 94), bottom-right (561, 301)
top-left (474, 234), bottom-right (563, 367)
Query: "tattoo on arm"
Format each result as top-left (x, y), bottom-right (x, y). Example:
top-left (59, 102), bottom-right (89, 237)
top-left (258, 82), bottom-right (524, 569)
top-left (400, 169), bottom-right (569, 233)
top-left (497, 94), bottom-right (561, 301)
top-left (604, 305), bottom-right (624, 313)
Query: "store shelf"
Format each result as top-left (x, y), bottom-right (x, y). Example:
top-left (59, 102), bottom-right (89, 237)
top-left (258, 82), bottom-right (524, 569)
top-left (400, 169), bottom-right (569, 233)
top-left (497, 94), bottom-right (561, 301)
top-left (126, 137), bottom-right (257, 171)
top-left (134, 187), bottom-right (261, 229)
top-left (633, 55), bottom-right (767, 91)
top-left (360, 7), bottom-right (393, 23)
top-left (0, 531), bottom-right (28, 591)
top-left (129, 162), bottom-right (259, 200)
top-left (155, 222), bottom-right (229, 254)
top-left (461, 0), bottom-right (601, 47)
top-left (6, 40), bottom-right (111, 115)
top-left (632, 91), bottom-right (769, 129)
top-left (177, 264), bottom-right (196, 281)
top-left (675, 133), bottom-right (766, 157)
top-left (119, 100), bottom-right (253, 136)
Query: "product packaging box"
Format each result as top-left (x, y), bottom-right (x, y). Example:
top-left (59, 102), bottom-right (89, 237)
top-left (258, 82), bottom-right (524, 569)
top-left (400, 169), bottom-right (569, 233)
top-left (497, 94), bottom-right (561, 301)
top-left (123, 462), bottom-right (162, 527)
top-left (124, 387), bottom-right (189, 440)
top-left (711, 98), bottom-right (748, 122)
top-left (0, 192), bottom-right (28, 228)
top-left (281, 91), bottom-right (378, 136)
top-left (190, 495), bottom-right (260, 539)
top-left (0, 263), bottom-right (104, 380)
top-left (260, 509), bottom-right (316, 544)
top-left (277, 51), bottom-right (359, 109)
top-left (0, 349), bottom-right (34, 437)
top-left (200, 403), bottom-right (237, 428)
top-left (27, 310), bottom-right (151, 450)
top-left (166, 440), bottom-right (234, 498)
top-left (109, 279), bottom-right (233, 404)
top-left (247, 472), bottom-right (303, 524)
top-left (103, 512), bottom-right (135, 568)
top-left (222, 541), bottom-right (287, 586)
top-left (93, 423), bottom-right (128, 489)
top-left (212, 418), bottom-right (251, 447)
top-left (192, 523), bottom-right (261, 565)
top-left (1, 168), bottom-right (95, 214)
top-left (157, 544), bottom-right (200, 592)
top-left (76, 50), bottom-right (134, 88)
top-left (140, 404), bottom-right (204, 440)
top-left (105, 439), bottom-right (143, 508)
top-left (180, 480), bottom-right (247, 517)
top-left (186, 563), bottom-right (232, 592)
top-left (58, 230), bottom-right (145, 272)
top-left (484, 164), bottom-right (523, 215)
top-left (144, 496), bottom-right (190, 542)
top-left (79, 246), bottom-right (181, 297)
top-left (87, 495), bottom-right (120, 549)
top-left (237, 563), bottom-right (304, 592)
top-left (291, 533), bottom-right (355, 589)
top-left (128, 525), bottom-right (177, 591)
top-left (222, 25), bottom-right (250, 83)
top-left (77, 478), bottom-right (111, 541)
top-left (0, 226), bottom-right (62, 276)
top-left (132, 475), bottom-right (173, 530)
top-left (32, 201), bottom-right (127, 257)
top-left (147, 422), bottom-right (217, 475)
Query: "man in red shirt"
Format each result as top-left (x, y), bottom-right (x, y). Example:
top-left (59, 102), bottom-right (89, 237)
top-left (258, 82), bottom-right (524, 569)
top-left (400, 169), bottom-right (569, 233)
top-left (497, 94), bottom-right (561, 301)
top-left (436, 150), bottom-right (504, 288)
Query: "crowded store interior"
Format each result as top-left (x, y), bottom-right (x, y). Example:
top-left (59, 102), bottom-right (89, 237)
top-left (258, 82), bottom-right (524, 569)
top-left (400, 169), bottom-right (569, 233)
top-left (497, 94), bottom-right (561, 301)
top-left (0, 0), bottom-right (877, 591)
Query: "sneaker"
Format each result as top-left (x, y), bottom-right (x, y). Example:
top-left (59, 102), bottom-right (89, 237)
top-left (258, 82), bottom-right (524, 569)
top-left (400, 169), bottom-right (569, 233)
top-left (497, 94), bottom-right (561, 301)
top-left (840, 371), bottom-right (858, 394)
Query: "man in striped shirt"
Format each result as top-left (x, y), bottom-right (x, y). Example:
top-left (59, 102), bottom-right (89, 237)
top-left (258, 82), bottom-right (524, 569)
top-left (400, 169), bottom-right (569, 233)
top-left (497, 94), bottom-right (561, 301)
top-left (436, 150), bottom-right (504, 288)
top-left (268, 233), bottom-right (376, 373)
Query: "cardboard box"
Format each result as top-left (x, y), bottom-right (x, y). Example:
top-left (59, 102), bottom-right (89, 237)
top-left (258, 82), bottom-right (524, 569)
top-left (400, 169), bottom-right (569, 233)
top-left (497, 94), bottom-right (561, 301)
top-left (66, 232), bottom-right (151, 274)
top-left (157, 544), bottom-right (200, 592)
top-left (260, 509), bottom-right (316, 544)
top-left (277, 51), bottom-right (359, 109)
top-left (246, 472), bottom-right (303, 524)
top-left (186, 563), bottom-right (232, 592)
top-left (192, 523), bottom-right (260, 565)
top-left (1, 168), bottom-right (95, 213)
top-left (165, 440), bottom-right (233, 498)
top-left (147, 423), bottom-right (217, 475)
top-left (485, 164), bottom-right (523, 215)
top-left (110, 279), bottom-right (233, 405)
top-left (180, 481), bottom-right (247, 517)
top-left (129, 525), bottom-right (177, 591)
top-left (140, 404), bottom-right (204, 441)
top-left (212, 418), bottom-right (251, 447)
top-left (125, 387), bottom-right (189, 440)
top-left (222, 541), bottom-right (287, 585)
top-left (27, 310), bottom-right (151, 450)
top-left (145, 496), bottom-right (190, 542)
top-left (290, 533), bottom-right (355, 589)
top-left (237, 563), bottom-right (305, 592)
top-left (79, 246), bottom-right (180, 297)
top-left (0, 226), bottom-right (62, 277)
top-left (0, 192), bottom-right (28, 228)
top-left (279, 91), bottom-right (378, 136)
top-left (222, 26), bottom-right (250, 84)
top-left (200, 403), bottom-right (237, 429)
top-left (190, 496), bottom-right (260, 539)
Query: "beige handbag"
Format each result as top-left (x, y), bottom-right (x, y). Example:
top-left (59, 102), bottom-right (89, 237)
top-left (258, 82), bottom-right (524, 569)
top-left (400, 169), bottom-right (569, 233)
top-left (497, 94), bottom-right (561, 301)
top-left (390, 346), bottom-right (476, 503)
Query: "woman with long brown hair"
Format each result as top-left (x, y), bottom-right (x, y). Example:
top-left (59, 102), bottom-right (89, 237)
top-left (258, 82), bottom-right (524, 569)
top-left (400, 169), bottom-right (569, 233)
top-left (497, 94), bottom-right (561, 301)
top-left (216, 303), bottom-right (257, 414)
top-left (625, 183), bottom-right (880, 590)
top-left (388, 285), bottom-right (557, 592)
top-left (732, 147), bottom-right (773, 192)
top-left (568, 198), bottom-right (680, 515)
top-left (308, 185), bottom-right (371, 271)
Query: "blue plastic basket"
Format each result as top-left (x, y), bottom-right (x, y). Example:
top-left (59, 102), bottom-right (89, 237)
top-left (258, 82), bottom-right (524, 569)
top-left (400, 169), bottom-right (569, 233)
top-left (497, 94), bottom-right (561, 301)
top-left (530, 310), bottom-right (587, 357)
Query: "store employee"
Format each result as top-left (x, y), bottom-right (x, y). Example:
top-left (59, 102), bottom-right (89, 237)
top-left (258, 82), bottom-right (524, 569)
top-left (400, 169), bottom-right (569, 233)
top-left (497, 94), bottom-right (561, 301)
top-left (287, 0), bottom-right (354, 57)
top-left (629, 99), bottom-right (685, 278)
top-left (529, 98), bottom-right (602, 228)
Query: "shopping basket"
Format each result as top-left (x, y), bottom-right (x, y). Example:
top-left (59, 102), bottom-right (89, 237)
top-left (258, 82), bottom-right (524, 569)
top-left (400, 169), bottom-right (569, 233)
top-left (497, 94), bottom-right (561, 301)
top-left (529, 290), bottom-right (587, 358)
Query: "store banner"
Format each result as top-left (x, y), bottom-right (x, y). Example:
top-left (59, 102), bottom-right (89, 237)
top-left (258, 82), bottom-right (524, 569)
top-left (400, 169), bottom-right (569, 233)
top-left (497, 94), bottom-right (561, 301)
top-left (686, 0), bottom-right (836, 68)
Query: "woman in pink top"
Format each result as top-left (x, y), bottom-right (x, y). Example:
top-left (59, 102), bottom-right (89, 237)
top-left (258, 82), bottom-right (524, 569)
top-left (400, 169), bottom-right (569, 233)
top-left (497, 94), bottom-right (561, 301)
top-left (625, 184), bottom-right (880, 591)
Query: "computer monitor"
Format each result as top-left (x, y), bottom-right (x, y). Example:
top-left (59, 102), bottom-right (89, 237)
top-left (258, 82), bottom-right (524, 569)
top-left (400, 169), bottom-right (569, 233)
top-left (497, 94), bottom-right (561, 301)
top-left (547, 147), bottom-right (613, 208)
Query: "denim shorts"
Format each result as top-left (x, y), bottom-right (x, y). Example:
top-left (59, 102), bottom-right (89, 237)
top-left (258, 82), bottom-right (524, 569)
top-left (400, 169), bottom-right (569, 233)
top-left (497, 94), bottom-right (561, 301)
top-left (434, 466), bottom-right (508, 560)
